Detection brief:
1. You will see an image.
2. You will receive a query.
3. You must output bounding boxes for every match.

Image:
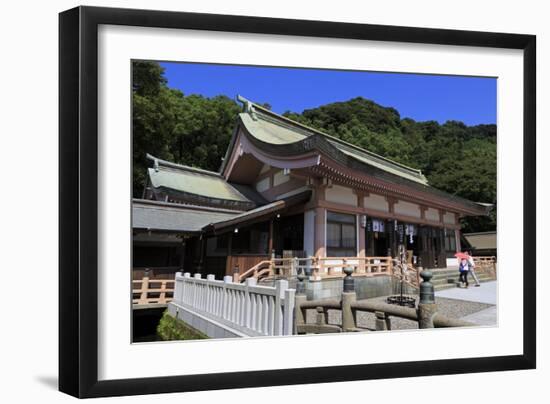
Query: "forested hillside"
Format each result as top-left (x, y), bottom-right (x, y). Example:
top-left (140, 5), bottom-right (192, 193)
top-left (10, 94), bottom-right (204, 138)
top-left (133, 61), bottom-right (496, 232)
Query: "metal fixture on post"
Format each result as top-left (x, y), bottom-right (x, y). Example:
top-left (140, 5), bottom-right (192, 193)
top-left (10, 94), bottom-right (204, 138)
top-left (386, 244), bottom-right (416, 308)
top-left (343, 266), bottom-right (354, 293)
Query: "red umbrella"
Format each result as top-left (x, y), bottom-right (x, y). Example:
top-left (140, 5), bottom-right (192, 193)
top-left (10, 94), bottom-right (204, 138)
top-left (454, 252), bottom-right (469, 260)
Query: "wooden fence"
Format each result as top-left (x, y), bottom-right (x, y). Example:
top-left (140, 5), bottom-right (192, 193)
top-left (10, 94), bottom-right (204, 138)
top-left (235, 255), bottom-right (424, 288)
top-left (473, 256), bottom-right (497, 277)
top-left (132, 277), bottom-right (174, 306)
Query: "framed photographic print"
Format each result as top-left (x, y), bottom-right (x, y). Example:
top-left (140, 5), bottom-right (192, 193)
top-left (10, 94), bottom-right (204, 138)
top-left (59, 6), bottom-right (536, 398)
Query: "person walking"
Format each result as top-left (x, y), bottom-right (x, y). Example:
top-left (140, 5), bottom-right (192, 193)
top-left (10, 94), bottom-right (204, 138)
top-left (467, 251), bottom-right (480, 287)
top-left (459, 257), bottom-right (469, 288)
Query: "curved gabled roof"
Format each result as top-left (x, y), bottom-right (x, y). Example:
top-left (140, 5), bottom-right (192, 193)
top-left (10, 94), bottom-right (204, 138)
top-left (233, 96), bottom-right (428, 185)
top-left (224, 96), bottom-right (489, 216)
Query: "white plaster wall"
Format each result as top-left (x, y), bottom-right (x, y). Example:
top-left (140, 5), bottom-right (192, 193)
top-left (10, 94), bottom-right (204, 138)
top-left (394, 200), bottom-right (421, 218)
top-left (325, 184), bottom-right (357, 206)
top-left (277, 186), bottom-right (311, 200)
top-left (364, 193), bottom-right (389, 212)
top-left (443, 211), bottom-right (456, 224)
top-left (255, 177), bottom-right (270, 192)
top-left (425, 207), bottom-right (440, 222)
top-left (273, 170), bottom-right (290, 186)
top-left (303, 209), bottom-right (315, 257)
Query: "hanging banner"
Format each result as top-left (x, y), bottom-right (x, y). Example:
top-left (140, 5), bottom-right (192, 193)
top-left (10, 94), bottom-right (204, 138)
top-left (372, 219), bottom-right (385, 232)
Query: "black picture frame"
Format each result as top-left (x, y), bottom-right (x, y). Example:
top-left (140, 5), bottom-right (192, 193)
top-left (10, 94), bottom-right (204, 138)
top-left (59, 5), bottom-right (536, 398)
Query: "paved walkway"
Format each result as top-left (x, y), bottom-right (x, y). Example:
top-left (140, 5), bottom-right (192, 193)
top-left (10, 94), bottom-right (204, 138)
top-left (460, 306), bottom-right (498, 326)
top-left (435, 281), bottom-right (497, 326)
top-left (435, 280), bottom-right (497, 304)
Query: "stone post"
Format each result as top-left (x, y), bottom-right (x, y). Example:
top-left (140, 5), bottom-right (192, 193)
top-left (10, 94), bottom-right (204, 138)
top-left (244, 277), bottom-right (257, 329)
top-left (416, 257), bottom-right (423, 286)
top-left (294, 276), bottom-right (307, 334)
top-left (305, 257), bottom-right (312, 278)
top-left (343, 266), bottom-right (355, 293)
top-left (283, 288), bottom-right (296, 335)
top-left (293, 292), bottom-right (307, 334)
top-left (342, 266), bottom-right (357, 331)
top-left (375, 311), bottom-right (391, 331)
top-left (174, 272), bottom-right (183, 304)
top-left (418, 270), bottom-right (437, 328)
top-left (296, 272), bottom-right (306, 295)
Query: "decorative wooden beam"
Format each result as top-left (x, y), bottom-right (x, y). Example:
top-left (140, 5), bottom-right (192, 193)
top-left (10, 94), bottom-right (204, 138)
top-left (420, 205), bottom-right (428, 220)
top-left (386, 196), bottom-right (397, 214)
top-left (438, 209), bottom-right (445, 223)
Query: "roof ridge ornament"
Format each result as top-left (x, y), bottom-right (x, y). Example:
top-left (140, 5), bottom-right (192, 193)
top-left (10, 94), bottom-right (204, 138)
top-left (237, 94), bottom-right (257, 121)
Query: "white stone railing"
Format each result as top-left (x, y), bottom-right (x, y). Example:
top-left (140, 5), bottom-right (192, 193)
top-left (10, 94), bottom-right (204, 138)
top-left (173, 272), bottom-right (296, 337)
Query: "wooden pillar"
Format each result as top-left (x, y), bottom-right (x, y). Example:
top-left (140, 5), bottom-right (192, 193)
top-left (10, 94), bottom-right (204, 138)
top-left (366, 229), bottom-right (374, 256)
top-left (429, 228), bottom-right (436, 268)
top-left (268, 218), bottom-right (274, 255)
top-left (437, 227), bottom-right (447, 268)
top-left (179, 237), bottom-right (186, 271)
top-left (455, 229), bottom-right (462, 253)
top-left (387, 219), bottom-right (397, 257)
top-left (313, 181), bottom-right (327, 258)
top-left (197, 235), bottom-right (206, 274)
top-left (419, 226), bottom-right (430, 268)
top-left (357, 215), bottom-right (366, 272)
top-left (227, 232), bottom-right (233, 256)
top-left (314, 207), bottom-right (326, 257)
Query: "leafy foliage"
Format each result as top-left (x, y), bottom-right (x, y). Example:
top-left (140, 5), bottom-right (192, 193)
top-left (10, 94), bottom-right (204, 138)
top-left (133, 62), bottom-right (496, 232)
top-left (284, 98), bottom-right (496, 232)
top-left (157, 310), bottom-right (208, 341)
top-left (132, 61), bottom-right (240, 197)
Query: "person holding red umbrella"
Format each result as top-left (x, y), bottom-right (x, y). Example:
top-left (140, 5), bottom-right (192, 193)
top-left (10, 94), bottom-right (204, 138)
top-left (455, 252), bottom-right (470, 288)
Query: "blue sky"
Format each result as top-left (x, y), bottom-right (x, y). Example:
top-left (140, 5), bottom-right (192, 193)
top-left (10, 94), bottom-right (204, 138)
top-left (160, 62), bottom-right (496, 125)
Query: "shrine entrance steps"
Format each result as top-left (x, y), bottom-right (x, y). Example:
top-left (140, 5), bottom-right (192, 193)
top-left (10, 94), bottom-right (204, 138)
top-left (430, 267), bottom-right (496, 291)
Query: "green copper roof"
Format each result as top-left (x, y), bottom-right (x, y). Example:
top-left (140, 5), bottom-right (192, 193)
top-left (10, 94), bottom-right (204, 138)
top-left (148, 166), bottom-right (249, 202)
top-left (133, 199), bottom-right (239, 233)
top-left (239, 112), bottom-right (308, 144)
top-left (328, 140), bottom-right (428, 184)
top-left (236, 96), bottom-right (428, 185)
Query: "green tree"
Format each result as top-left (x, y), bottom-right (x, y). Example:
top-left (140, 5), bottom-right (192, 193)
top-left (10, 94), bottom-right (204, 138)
top-left (132, 61), bottom-right (240, 197)
top-left (133, 64), bottom-right (496, 232)
top-left (284, 100), bottom-right (496, 232)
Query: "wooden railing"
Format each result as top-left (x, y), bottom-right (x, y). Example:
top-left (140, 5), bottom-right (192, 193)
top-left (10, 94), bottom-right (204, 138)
top-left (132, 276), bottom-right (174, 306)
top-left (473, 256), bottom-right (497, 278)
top-left (237, 256), bottom-right (402, 283)
top-left (237, 260), bottom-right (274, 282)
top-left (132, 266), bottom-right (180, 280)
top-left (237, 257), bottom-right (313, 282)
top-left (226, 254), bottom-right (270, 277)
top-left (313, 256), bottom-right (393, 279)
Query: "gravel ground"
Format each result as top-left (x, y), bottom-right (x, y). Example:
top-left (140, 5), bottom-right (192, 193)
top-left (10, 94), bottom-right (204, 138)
top-left (305, 295), bottom-right (494, 331)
